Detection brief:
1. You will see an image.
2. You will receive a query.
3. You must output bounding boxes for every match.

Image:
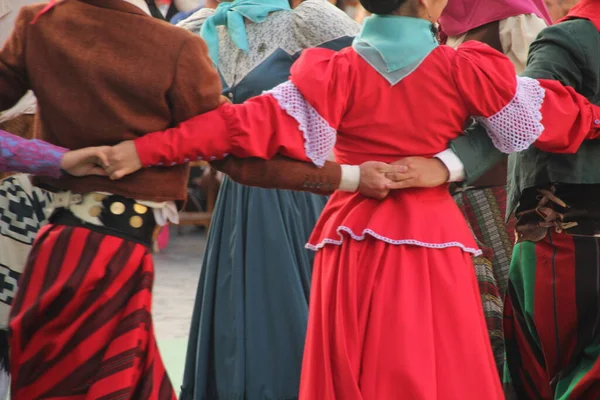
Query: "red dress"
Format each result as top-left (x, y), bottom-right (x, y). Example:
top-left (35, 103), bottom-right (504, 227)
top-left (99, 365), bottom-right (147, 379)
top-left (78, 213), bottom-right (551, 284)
top-left (135, 42), bottom-right (600, 399)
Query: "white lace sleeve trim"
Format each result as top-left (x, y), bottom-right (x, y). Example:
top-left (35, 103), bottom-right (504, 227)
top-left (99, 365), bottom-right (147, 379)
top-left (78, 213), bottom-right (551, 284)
top-left (305, 226), bottom-right (482, 256)
top-left (265, 81), bottom-right (336, 167)
top-left (475, 76), bottom-right (546, 154)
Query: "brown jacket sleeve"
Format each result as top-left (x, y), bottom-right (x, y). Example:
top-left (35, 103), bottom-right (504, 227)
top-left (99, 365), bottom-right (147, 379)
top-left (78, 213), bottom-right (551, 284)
top-left (167, 36), bottom-right (223, 123)
top-left (166, 36), bottom-right (342, 194)
top-left (211, 155), bottom-right (342, 195)
top-left (0, 8), bottom-right (31, 111)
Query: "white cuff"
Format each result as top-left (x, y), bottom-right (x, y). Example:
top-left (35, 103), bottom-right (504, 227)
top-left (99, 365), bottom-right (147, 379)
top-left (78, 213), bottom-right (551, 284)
top-left (434, 149), bottom-right (465, 182)
top-left (339, 164), bottom-right (360, 192)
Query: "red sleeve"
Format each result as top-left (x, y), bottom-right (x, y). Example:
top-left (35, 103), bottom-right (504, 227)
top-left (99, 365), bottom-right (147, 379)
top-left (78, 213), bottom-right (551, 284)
top-left (134, 94), bottom-right (311, 168)
top-left (290, 47), bottom-right (353, 129)
top-left (535, 79), bottom-right (600, 153)
top-left (135, 49), bottom-right (349, 169)
top-left (453, 41), bottom-right (600, 154)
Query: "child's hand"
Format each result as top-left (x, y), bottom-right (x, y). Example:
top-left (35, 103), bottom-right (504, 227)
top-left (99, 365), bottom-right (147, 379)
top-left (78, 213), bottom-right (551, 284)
top-left (60, 146), bottom-right (111, 177)
top-left (105, 140), bottom-right (143, 180)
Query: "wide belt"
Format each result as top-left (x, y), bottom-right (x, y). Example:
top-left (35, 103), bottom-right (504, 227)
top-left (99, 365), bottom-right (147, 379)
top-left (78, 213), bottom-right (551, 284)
top-left (50, 192), bottom-right (158, 248)
top-left (515, 185), bottom-right (600, 243)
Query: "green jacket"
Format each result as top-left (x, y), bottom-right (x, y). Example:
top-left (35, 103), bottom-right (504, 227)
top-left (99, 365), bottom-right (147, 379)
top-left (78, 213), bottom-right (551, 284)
top-left (450, 19), bottom-right (600, 215)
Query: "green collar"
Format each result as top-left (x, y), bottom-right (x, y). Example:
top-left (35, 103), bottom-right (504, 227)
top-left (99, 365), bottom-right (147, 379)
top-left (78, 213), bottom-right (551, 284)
top-left (353, 15), bottom-right (438, 85)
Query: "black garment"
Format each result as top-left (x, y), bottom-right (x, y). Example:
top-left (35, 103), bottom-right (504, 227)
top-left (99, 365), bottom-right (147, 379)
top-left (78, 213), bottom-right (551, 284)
top-left (144, 0), bottom-right (166, 19)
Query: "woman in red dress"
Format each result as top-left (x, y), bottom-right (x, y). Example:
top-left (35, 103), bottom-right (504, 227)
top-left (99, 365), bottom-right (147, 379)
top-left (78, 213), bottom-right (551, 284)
top-left (107, 0), bottom-right (600, 397)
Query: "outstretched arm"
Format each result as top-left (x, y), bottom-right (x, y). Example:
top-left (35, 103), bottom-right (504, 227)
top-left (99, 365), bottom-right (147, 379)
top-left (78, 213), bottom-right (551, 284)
top-left (385, 22), bottom-right (599, 190)
top-left (212, 155), bottom-right (407, 199)
top-left (0, 130), bottom-right (109, 178)
top-left (453, 41), bottom-right (600, 157)
top-left (106, 139), bottom-right (407, 199)
top-left (450, 21), bottom-right (596, 183)
top-left (133, 91), bottom-right (315, 170)
top-left (211, 156), bottom-right (344, 195)
top-left (108, 78), bottom-right (342, 179)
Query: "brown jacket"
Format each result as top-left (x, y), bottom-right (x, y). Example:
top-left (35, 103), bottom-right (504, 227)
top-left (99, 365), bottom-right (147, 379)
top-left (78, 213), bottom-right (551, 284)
top-left (0, 0), bottom-right (222, 202)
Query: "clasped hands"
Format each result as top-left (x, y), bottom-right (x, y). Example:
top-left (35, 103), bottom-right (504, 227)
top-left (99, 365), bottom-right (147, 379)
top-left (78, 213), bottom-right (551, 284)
top-left (61, 141), bottom-right (451, 199)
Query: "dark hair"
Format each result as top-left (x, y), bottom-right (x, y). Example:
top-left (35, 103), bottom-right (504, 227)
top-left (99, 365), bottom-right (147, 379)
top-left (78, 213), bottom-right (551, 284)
top-left (360, 0), bottom-right (406, 14)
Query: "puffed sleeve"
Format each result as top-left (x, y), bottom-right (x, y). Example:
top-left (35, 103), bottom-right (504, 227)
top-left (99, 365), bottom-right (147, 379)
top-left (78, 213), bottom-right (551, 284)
top-left (134, 49), bottom-right (352, 168)
top-left (453, 41), bottom-right (600, 154)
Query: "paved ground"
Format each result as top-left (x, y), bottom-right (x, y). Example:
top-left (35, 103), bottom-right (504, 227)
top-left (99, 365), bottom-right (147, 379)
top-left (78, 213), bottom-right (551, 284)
top-left (153, 227), bottom-right (207, 394)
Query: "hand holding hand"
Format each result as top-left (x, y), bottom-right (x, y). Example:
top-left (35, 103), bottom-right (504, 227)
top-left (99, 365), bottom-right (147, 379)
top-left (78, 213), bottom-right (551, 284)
top-left (384, 157), bottom-right (450, 189)
top-left (105, 141), bottom-right (143, 180)
top-left (358, 161), bottom-right (408, 200)
top-left (60, 146), bottom-right (111, 177)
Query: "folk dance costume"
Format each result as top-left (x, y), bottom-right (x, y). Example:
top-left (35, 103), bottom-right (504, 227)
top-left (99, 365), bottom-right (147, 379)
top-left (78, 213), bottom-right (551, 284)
top-left (0, 88), bottom-right (41, 400)
top-left (133, 14), bottom-right (600, 399)
top-left (2, 1), bottom-right (223, 398)
top-left (0, 132), bottom-right (67, 350)
top-left (0, 6), bottom-right (43, 392)
top-left (446, 0), bottom-right (600, 397)
top-left (0, 135), bottom-right (67, 385)
top-left (438, 0), bottom-right (551, 375)
top-left (177, 2), bottom-right (358, 399)
top-left (0, 131), bottom-right (71, 397)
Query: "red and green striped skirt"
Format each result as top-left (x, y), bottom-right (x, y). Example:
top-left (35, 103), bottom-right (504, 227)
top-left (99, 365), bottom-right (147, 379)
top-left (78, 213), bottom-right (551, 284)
top-left (9, 224), bottom-right (176, 399)
top-left (504, 230), bottom-right (600, 399)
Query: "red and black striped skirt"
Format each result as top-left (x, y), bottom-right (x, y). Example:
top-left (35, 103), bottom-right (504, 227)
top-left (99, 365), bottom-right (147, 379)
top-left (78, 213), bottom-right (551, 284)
top-left (9, 224), bottom-right (176, 399)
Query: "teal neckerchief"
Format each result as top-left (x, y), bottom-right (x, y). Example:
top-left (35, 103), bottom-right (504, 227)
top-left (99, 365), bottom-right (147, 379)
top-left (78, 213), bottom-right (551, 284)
top-left (353, 15), bottom-right (438, 85)
top-left (200, 0), bottom-right (291, 66)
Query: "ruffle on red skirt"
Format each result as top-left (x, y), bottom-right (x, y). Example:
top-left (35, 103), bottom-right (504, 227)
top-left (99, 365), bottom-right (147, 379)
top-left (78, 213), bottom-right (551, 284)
top-left (307, 186), bottom-right (481, 256)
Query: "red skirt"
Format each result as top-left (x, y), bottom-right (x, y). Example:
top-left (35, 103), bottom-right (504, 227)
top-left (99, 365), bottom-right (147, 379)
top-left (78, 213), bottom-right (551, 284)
top-left (299, 236), bottom-right (504, 400)
top-left (9, 224), bottom-right (176, 400)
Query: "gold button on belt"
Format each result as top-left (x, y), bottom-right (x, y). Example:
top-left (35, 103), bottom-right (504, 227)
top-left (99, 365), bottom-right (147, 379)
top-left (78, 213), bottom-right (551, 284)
top-left (110, 202), bottom-right (126, 215)
top-left (133, 204), bottom-right (148, 215)
top-left (130, 216), bottom-right (143, 228)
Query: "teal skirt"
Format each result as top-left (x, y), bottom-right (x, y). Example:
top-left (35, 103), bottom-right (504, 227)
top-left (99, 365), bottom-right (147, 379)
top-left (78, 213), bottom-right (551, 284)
top-left (180, 176), bottom-right (327, 400)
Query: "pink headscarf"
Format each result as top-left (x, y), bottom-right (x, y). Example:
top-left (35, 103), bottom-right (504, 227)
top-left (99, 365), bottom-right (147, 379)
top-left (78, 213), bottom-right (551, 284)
top-left (439, 0), bottom-right (553, 37)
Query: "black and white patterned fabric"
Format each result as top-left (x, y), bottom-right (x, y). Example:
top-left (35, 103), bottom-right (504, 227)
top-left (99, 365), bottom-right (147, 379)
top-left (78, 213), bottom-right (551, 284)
top-left (0, 174), bottom-right (52, 327)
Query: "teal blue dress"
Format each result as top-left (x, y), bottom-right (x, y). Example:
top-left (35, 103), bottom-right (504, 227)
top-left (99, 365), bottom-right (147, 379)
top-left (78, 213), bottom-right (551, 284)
top-left (177, 3), bottom-right (359, 399)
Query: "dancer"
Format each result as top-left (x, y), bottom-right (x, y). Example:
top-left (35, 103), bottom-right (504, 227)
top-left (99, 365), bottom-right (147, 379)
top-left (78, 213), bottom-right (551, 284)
top-left (0, 1), bottom-right (225, 398)
top-left (2, 2), bottom-right (394, 398)
top-left (441, 0), bottom-right (551, 72)
top-left (0, 3), bottom-right (103, 394)
top-left (107, 0), bottom-right (600, 396)
top-left (385, 1), bottom-right (600, 397)
top-left (437, 0), bottom-right (551, 374)
top-left (0, 129), bottom-right (108, 396)
top-left (176, 2), bottom-right (359, 399)
top-left (0, 1), bottom-right (180, 398)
